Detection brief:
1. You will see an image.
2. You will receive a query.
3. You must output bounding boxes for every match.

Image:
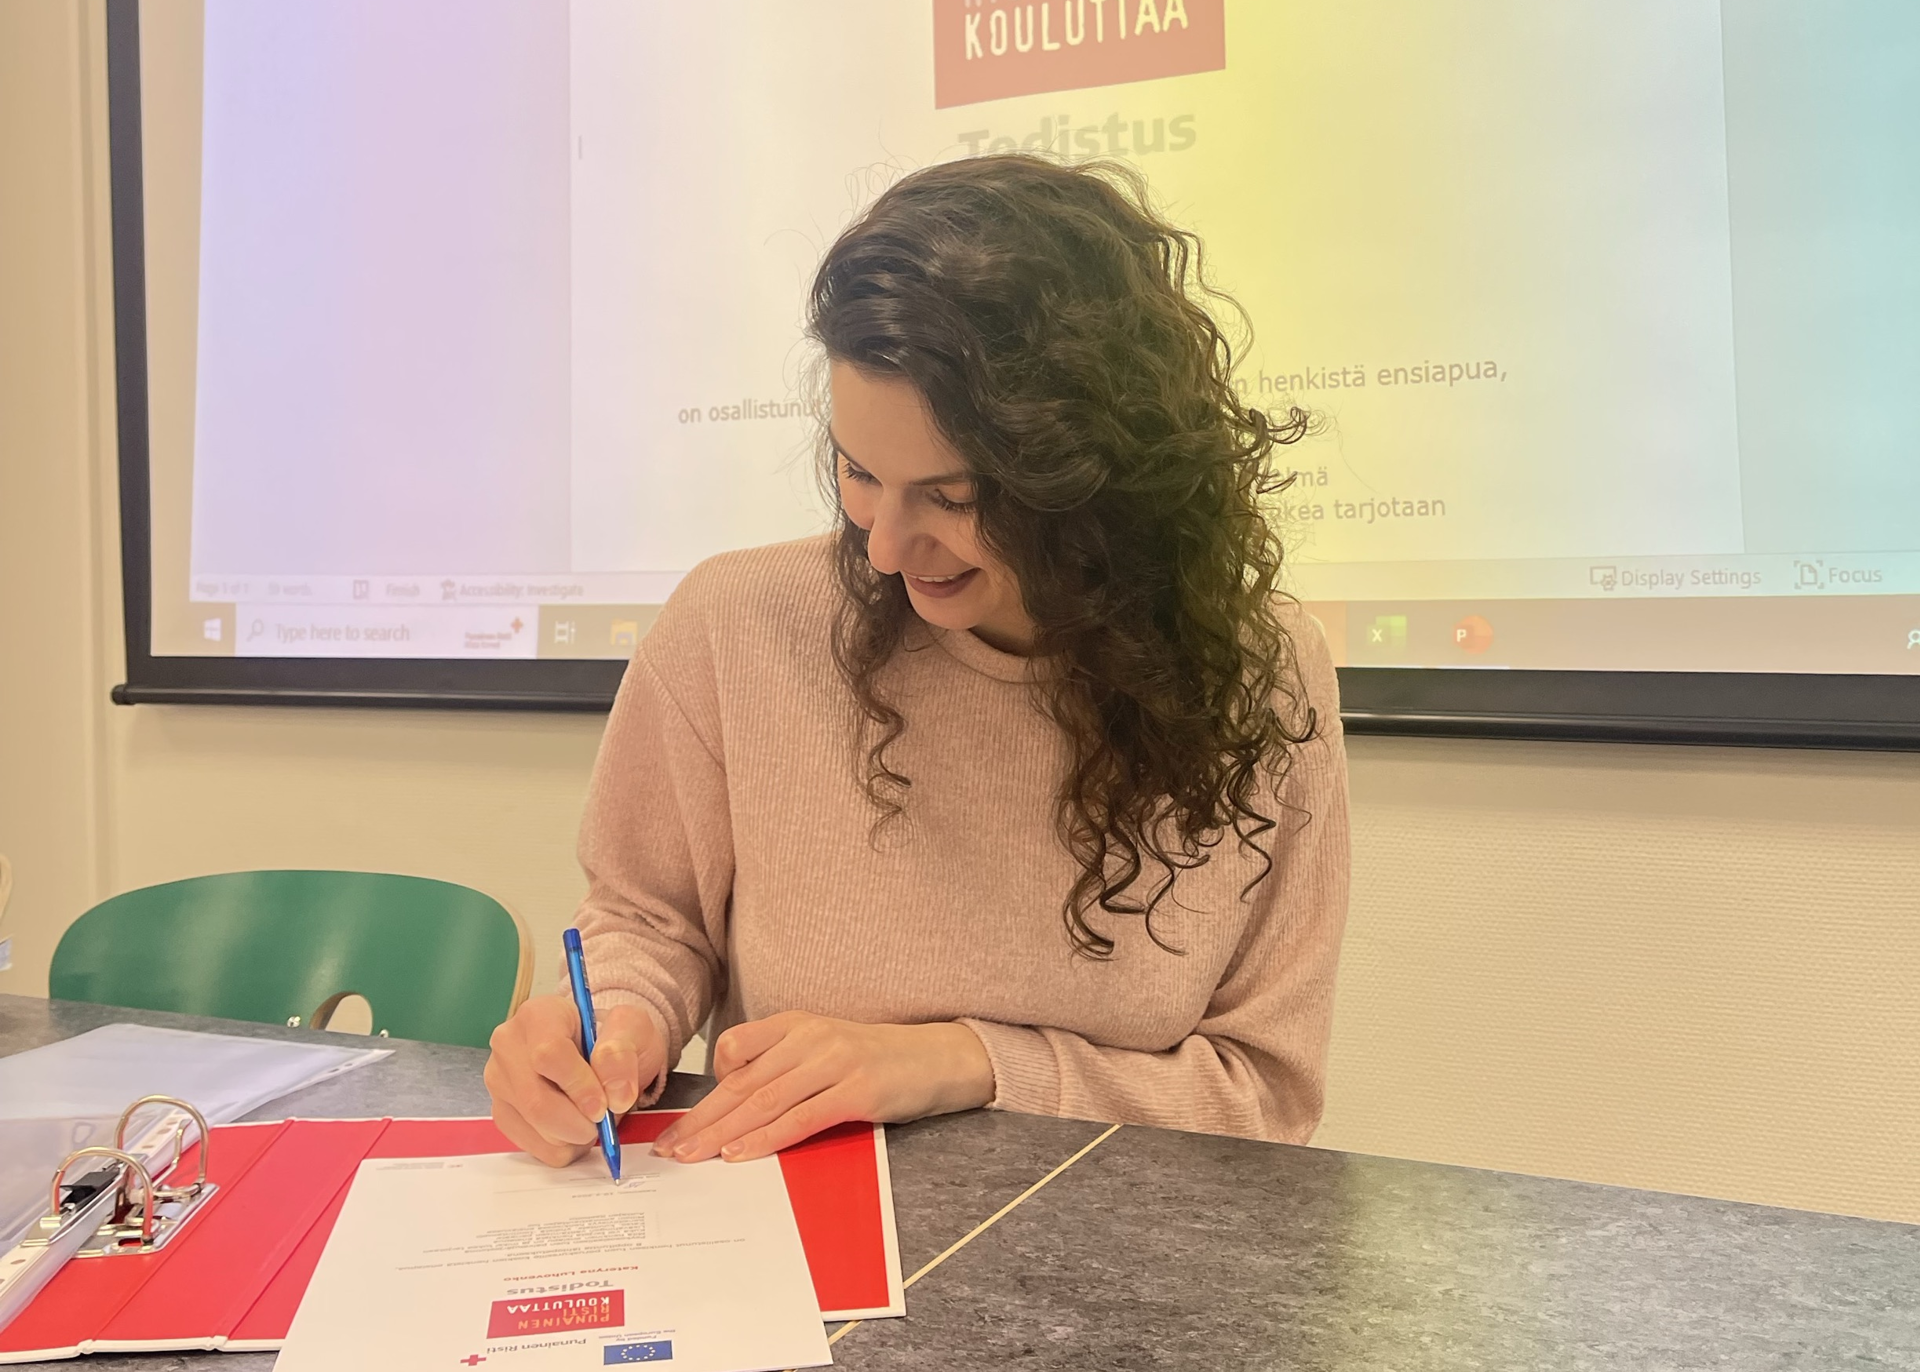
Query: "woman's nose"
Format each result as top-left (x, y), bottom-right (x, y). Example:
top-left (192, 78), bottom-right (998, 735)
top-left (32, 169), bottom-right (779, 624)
top-left (862, 496), bottom-right (921, 576)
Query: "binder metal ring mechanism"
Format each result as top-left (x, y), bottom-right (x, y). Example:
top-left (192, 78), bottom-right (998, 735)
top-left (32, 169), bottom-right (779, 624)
top-left (0, 1095), bottom-right (220, 1335)
top-left (30, 1096), bottom-right (218, 1258)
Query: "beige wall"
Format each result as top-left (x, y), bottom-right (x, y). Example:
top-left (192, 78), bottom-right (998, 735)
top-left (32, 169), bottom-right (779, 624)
top-left (1, 1), bottom-right (114, 999)
top-left (1322, 735), bottom-right (1920, 1224)
top-left (4, 4), bottom-right (1917, 1224)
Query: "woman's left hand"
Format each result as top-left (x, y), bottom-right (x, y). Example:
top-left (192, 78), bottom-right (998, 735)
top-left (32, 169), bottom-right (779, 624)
top-left (651, 1012), bottom-right (995, 1163)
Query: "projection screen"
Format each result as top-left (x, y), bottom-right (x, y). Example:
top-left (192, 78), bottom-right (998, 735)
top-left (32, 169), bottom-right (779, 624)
top-left (111, 0), bottom-right (1920, 743)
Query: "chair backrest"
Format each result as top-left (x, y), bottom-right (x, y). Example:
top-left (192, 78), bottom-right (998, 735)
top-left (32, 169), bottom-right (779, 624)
top-left (49, 871), bottom-right (532, 1049)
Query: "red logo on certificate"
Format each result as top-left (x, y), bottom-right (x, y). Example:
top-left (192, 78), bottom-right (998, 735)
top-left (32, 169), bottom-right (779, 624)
top-left (933, 0), bottom-right (1226, 109)
top-left (486, 1290), bottom-right (625, 1339)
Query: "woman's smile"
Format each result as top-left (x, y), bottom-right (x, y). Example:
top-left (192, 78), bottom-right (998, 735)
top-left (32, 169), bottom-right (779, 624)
top-left (904, 567), bottom-right (980, 598)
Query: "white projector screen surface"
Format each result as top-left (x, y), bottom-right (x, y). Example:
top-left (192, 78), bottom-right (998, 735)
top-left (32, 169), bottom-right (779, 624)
top-left (135, 0), bottom-right (1920, 676)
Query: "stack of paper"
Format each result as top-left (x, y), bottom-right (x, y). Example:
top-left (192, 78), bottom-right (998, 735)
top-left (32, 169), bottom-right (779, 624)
top-left (278, 1148), bottom-right (834, 1372)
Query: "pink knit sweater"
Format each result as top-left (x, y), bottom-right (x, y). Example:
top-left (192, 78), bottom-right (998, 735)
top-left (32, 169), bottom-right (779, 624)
top-left (574, 535), bottom-right (1349, 1142)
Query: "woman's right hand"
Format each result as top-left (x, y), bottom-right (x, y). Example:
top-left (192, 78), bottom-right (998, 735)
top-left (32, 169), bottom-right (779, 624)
top-left (483, 993), bottom-right (667, 1166)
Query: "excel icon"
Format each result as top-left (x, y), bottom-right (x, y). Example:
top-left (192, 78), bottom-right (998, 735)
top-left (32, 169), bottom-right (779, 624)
top-left (1367, 615), bottom-right (1407, 649)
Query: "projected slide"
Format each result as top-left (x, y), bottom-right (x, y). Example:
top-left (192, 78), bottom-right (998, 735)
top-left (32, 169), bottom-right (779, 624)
top-left (140, 0), bottom-right (1920, 673)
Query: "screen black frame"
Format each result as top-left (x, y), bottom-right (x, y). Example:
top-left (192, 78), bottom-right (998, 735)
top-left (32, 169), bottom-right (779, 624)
top-left (107, 0), bottom-right (620, 712)
top-left (106, 0), bottom-right (1920, 745)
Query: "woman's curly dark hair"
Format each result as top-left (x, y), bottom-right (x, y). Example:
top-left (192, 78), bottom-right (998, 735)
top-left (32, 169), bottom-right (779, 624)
top-left (807, 154), bottom-right (1316, 958)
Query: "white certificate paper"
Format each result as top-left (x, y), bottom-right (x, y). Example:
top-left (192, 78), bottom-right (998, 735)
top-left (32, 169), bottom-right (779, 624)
top-left (276, 1150), bottom-right (832, 1372)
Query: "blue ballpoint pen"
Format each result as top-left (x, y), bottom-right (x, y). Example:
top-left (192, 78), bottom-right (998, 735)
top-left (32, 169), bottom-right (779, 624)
top-left (562, 928), bottom-right (623, 1180)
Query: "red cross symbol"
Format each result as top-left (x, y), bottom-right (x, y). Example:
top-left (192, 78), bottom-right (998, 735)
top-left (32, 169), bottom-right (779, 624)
top-left (459, 1357), bottom-right (486, 1366)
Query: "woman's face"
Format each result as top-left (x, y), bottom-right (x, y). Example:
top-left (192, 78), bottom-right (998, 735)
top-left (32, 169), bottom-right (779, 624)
top-left (829, 360), bottom-right (1036, 654)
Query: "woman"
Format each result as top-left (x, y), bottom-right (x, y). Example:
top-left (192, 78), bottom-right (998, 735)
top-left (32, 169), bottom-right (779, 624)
top-left (484, 154), bottom-right (1349, 1167)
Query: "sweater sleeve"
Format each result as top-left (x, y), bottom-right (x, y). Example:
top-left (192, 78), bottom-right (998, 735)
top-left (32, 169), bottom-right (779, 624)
top-left (570, 577), bottom-right (735, 1107)
top-left (959, 613), bottom-right (1350, 1143)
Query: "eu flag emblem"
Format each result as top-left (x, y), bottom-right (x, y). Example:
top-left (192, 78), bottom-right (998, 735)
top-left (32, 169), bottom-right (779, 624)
top-left (604, 1341), bottom-right (673, 1364)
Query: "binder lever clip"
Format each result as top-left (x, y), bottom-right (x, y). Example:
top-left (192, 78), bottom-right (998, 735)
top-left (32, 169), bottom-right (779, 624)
top-left (22, 1095), bottom-right (220, 1258)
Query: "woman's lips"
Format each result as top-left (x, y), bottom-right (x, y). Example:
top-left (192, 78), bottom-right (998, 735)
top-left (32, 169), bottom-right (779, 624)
top-left (903, 567), bottom-right (979, 599)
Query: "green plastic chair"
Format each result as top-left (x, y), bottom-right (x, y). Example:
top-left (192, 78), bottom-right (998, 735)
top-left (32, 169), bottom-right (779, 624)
top-left (49, 871), bottom-right (532, 1049)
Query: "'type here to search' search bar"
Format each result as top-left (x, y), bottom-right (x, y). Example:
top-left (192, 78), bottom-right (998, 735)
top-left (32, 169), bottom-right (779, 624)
top-left (233, 606), bottom-right (537, 659)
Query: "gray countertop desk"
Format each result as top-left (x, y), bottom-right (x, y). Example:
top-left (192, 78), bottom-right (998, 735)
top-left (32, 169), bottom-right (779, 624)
top-left (3, 993), bottom-right (1915, 1370)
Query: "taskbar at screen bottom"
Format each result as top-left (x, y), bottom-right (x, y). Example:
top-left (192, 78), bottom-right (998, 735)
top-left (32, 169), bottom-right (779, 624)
top-left (1311, 594), bottom-right (1920, 675)
top-left (124, 591), bottom-right (1920, 743)
top-left (165, 595), bottom-right (1920, 675)
top-left (172, 603), bottom-right (666, 660)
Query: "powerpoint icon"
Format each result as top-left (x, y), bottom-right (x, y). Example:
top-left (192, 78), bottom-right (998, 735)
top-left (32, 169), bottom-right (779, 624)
top-left (934, 0), bottom-right (1226, 109)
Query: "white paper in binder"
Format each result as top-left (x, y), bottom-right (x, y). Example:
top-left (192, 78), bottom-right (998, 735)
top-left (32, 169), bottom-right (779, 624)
top-left (0, 1022), bottom-right (389, 1249)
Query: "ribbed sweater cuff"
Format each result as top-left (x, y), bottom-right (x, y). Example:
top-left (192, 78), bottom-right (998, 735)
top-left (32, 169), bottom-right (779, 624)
top-left (958, 1018), bottom-right (1060, 1117)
